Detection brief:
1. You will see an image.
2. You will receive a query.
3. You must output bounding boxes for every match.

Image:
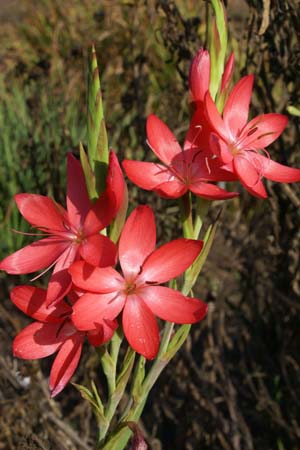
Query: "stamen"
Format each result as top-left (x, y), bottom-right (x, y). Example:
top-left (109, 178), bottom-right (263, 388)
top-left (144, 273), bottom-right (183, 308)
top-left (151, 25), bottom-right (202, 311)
top-left (249, 147), bottom-right (270, 179)
top-left (246, 127), bottom-right (258, 137)
top-left (187, 124), bottom-right (203, 151)
top-left (205, 157), bottom-right (212, 174)
top-left (237, 152), bottom-right (261, 187)
top-left (62, 221), bottom-right (73, 232)
top-left (29, 253), bottom-right (64, 282)
top-left (11, 229), bottom-right (50, 237)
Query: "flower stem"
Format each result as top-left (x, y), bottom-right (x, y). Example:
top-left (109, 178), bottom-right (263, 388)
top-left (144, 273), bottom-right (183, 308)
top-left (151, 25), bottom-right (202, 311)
top-left (194, 197), bottom-right (210, 239)
top-left (178, 192), bottom-right (194, 238)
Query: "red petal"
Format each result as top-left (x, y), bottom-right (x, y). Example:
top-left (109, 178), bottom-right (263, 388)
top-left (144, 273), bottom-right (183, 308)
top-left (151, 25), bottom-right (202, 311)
top-left (146, 114), bottom-right (182, 165)
top-left (106, 150), bottom-right (126, 213)
top-left (184, 107), bottom-right (212, 153)
top-left (154, 180), bottom-right (187, 199)
top-left (204, 92), bottom-right (229, 141)
top-left (15, 193), bottom-right (66, 231)
top-left (209, 133), bottom-right (233, 164)
top-left (47, 269), bottom-right (72, 307)
top-left (223, 75), bottom-right (254, 136)
top-left (87, 319), bottom-right (118, 346)
top-left (190, 182), bottom-right (238, 200)
top-left (72, 292), bottom-right (125, 330)
top-left (233, 156), bottom-right (267, 198)
top-left (141, 286), bottom-right (208, 323)
top-left (193, 154), bottom-right (237, 182)
top-left (45, 242), bottom-right (79, 307)
top-left (140, 238), bottom-right (203, 285)
top-left (221, 52), bottom-right (234, 93)
top-left (69, 261), bottom-right (123, 293)
top-left (49, 333), bottom-right (84, 397)
top-left (79, 234), bottom-right (117, 267)
top-left (10, 285), bottom-right (71, 322)
top-left (83, 152), bottom-right (125, 235)
top-left (261, 157), bottom-right (300, 183)
top-left (122, 160), bottom-right (171, 190)
top-left (123, 295), bottom-right (159, 359)
top-left (83, 192), bottom-right (115, 236)
top-left (240, 113), bottom-right (288, 150)
top-left (13, 322), bottom-right (65, 359)
top-left (119, 206), bottom-right (156, 279)
top-left (189, 48), bottom-right (210, 102)
top-left (0, 238), bottom-right (69, 274)
top-left (66, 154), bottom-right (91, 229)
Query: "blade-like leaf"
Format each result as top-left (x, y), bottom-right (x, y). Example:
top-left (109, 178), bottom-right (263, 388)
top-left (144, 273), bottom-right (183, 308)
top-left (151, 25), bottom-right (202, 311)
top-left (183, 211), bottom-right (221, 295)
top-left (166, 324), bottom-right (191, 360)
top-left (109, 182), bottom-right (129, 243)
top-left (79, 142), bottom-right (98, 200)
top-left (87, 45), bottom-right (108, 194)
top-left (131, 355), bottom-right (146, 400)
top-left (72, 382), bottom-right (105, 422)
top-left (209, 0), bottom-right (228, 101)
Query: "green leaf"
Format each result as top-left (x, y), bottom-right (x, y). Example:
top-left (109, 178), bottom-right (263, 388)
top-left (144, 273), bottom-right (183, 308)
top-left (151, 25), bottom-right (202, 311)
top-left (87, 45), bottom-right (109, 195)
top-left (131, 356), bottom-right (146, 400)
top-left (79, 142), bottom-right (98, 200)
top-left (72, 382), bottom-right (105, 420)
top-left (110, 182), bottom-right (129, 243)
top-left (165, 324), bottom-right (191, 360)
top-left (209, 0), bottom-right (228, 101)
top-left (100, 346), bottom-right (116, 394)
top-left (116, 347), bottom-right (135, 388)
top-left (183, 211), bottom-right (221, 295)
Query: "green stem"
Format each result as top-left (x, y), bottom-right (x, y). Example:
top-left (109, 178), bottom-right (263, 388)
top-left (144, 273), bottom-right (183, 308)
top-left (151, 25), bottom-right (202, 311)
top-left (193, 197), bottom-right (210, 239)
top-left (102, 321), bottom-right (176, 449)
top-left (158, 321), bottom-right (174, 357)
top-left (96, 331), bottom-right (125, 444)
top-left (101, 357), bottom-right (170, 450)
top-left (178, 192), bottom-right (193, 238)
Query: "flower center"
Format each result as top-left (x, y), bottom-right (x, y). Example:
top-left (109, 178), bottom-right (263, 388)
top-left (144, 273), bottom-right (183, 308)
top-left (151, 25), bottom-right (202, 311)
top-left (124, 281), bottom-right (137, 295)
top-left (228, 141), bottom-right (240, 155)
top-left (73, 228), bottom-right (85, 244)
top-left (169, 153), bottom-right (200, 186)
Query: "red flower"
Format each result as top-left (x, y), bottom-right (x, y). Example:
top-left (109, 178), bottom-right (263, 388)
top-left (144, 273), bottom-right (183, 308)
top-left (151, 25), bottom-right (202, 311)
top-left (204, 75), bottom-right (300, 197)
top-left (189, 48), bottom-right (210, 104)
top-left (220, 52), bottom-right (235, 94)
top-left (69, 205), bottom-right (208, 360)
top-left (11, 285), bottom-right (117, 397)
top-left (0, 152), bottom-right (124, 305)
top-left (189, 48), bottom-right (234, 102)
top-left (123, 114), bottom-right (238, 200)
